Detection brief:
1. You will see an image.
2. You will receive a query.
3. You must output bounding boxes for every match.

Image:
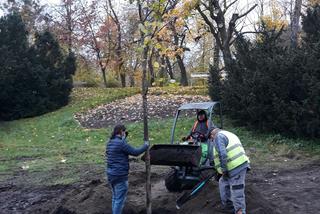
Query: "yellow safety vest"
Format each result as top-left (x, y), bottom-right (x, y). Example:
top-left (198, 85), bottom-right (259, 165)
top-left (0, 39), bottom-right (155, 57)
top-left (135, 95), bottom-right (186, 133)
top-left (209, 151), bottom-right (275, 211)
top-left (213, 130), bottom-right (249, 174)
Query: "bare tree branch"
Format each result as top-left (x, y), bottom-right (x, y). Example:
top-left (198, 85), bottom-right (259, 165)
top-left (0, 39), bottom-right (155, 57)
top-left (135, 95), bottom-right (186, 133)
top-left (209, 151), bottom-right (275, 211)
top-left (223, 0), bottom-right (238, 14)
top-left (237, 4), bottom-right (258, 20)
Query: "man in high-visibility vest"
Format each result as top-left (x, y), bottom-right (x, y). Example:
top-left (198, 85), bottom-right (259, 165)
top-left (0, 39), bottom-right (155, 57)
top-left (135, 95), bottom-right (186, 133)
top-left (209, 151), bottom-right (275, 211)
top-left (183, 110), bottom-right (213, 142)
top-left (209, 128), bottom-right (250, 214)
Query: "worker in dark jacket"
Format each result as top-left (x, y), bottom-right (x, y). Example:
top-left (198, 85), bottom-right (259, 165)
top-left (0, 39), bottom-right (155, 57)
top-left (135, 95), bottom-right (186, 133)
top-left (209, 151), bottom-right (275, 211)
top-left (106, 124), bottom-right (149, 214)
top-left (209, 128), bottom-right (250, 214)
top-left (183, 110), bottom-right (213, 142)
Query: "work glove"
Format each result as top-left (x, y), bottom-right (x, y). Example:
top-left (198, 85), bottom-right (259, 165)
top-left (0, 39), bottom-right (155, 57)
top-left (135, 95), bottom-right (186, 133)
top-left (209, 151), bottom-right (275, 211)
top-left (125, 131), bottom-right (129, 138)
top-left (144, 141), bottom-right (150, 147)
top-left (222, 171), bottom-right (229, 179)
top-left (215, 173), bottom-right (222, 181)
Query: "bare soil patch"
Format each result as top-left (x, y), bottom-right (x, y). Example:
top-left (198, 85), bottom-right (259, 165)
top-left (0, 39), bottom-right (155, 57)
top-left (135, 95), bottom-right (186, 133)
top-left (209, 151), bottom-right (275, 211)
top-left (1, 159), bottom-right (319, 214)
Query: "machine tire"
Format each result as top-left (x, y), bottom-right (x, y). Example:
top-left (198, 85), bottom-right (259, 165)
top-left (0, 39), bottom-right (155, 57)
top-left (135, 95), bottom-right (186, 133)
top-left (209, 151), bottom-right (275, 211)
top-left (165, 169), bottom-right (182, 192)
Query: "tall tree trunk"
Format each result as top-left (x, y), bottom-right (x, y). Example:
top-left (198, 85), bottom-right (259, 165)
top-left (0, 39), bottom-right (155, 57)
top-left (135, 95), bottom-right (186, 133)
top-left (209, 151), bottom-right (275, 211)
top-left (97, 53), bottom-right (107, 88)
top-left (171, 21), bottom-right (188, 86)
top-left (129, 73), bottom-right (135, 87)
top-left (291, 0), bottom-right (302, 48)
top-left (130, 60), bottom-right (138, 87)
top-left (159, 56), bottom-right (166, 78)
top-left (101, 67), bottom-right (107, 88)
top-left (120, 73), bottom-right (126, 87)
top-left (221, 47), bottom-right (233, 72)
top-left (213, 40), bottom-right (220, 69)
top-left (148, 48), bottom-right (155, 86)
top-left (64, 1), bottom-right (73, 54)
top-left (165, 57), bottom-right (174, 79)
top-left (108, 0), bottom-right (124, 86)
top-left (176, 55), bottom-right (188, 86)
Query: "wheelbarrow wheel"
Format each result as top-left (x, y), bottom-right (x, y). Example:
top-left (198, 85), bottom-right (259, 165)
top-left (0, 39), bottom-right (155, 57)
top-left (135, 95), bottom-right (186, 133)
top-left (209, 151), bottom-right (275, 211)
top-left (165, 169), bottom-right (182, 192)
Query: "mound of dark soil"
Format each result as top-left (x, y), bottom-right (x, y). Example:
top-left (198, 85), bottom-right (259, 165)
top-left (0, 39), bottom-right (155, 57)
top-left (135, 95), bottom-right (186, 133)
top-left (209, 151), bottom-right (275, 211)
top-left (1, 161), bottom-right (320, 214)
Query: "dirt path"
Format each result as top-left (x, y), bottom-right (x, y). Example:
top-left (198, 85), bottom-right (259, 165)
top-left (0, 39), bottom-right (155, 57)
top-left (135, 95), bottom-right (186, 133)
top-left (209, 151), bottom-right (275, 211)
top-left (1, 159), bottom-right (319, 214)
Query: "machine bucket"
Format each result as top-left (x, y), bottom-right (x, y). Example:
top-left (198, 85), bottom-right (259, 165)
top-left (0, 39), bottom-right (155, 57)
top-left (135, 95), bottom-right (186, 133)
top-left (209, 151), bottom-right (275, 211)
top-left (142, 144), bottom-right (202, 167)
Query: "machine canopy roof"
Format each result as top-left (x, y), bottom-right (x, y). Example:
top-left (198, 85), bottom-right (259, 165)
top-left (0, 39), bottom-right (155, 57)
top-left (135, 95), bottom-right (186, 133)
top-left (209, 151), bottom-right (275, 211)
top-left (178, 102), bottom-right (219, 110)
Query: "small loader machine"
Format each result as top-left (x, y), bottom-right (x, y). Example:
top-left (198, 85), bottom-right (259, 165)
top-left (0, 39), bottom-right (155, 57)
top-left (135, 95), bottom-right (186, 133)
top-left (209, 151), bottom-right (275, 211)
top-left (144, 102), bottom-right (223, 193)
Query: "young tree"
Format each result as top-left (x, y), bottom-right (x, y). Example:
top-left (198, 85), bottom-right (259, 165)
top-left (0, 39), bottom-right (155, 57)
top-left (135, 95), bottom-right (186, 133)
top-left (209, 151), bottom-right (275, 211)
top-left (130, 0), bottom-right (182, 212)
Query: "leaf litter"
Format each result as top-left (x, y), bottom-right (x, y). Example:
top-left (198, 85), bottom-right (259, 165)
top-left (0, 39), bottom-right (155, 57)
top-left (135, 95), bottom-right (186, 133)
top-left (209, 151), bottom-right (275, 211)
top-left (74, 94), bottom-right (211, 128)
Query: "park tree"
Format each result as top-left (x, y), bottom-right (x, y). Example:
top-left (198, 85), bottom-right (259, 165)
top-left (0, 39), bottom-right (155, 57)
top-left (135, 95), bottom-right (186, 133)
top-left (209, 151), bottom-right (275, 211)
top-left (302, 3), bottom-right (320, 43)
top-left (196, 0), bottom-right (257, 71)
top-left (1, 0), bottom-right (46, 34)
top-left (106, 0), bottom-right (125, 87)
top-left (77, 0), bottom-right (109, 87)
top-left (0, 12), bottom-right (35, 120)
top-left (290, 0), bottom-right (303, 47)
top-left (0, 13), bottom-right (75, 120)
top-left (209, 3), bottom-right (320, 138)
top-left (32, 31), bottom-right (75, 108)
top-left (50, 0), bottom-right (81, 54)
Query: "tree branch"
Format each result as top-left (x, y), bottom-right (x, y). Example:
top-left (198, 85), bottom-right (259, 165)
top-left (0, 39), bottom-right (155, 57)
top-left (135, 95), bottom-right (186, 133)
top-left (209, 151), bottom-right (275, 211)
top-left (237, 4), bottom-right (257, 20)
top-left (223, 0), bottom-right (238, 14)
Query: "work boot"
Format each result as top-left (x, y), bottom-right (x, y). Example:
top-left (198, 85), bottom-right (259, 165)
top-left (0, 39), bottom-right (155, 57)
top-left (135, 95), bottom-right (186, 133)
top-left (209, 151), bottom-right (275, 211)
top-left (214, 203), bottom-right (234, 214)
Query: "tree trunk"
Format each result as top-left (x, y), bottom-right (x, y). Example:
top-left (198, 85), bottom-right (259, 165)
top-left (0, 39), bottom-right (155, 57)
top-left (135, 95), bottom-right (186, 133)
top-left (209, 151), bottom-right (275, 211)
top-left (101, 67), bottom-right (107, 88)
top-left (291, 0), bottom-right (302, 48)
top-left (141, 45), bottom-right (152, 214)
top-left (130, 60), bottom-right (138, 87)
top-left (137, 0), bottom-right (152, 211)
top-left (107, 0), bottom-right (124, 86)
top-left (120, 73), bottom-right (126, 87)
top-left (148, 49), bottom-right (155, 86)
top-left (176, 55), bottom-right (188, 86)
top-left (129, 73), bottom-right (135, 87)
top-left (221, 46), bottom-right (233, 72)
top-left (165, 57), bottom-right (174, 79)
top-left (159, 56), bottom-right (166, 78)
top-left (213, 41), bottom-right (220, 69)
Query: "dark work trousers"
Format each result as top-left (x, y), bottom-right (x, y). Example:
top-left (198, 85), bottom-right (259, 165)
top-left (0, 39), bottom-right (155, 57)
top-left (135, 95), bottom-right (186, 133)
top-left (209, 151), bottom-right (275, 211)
top-left (218, 168), bottom-right (247, 214)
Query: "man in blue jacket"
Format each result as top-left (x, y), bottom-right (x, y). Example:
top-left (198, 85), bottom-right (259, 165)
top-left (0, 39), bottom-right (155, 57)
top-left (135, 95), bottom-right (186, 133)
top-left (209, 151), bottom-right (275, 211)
top-left (106, 124), bottom-right (149, 214)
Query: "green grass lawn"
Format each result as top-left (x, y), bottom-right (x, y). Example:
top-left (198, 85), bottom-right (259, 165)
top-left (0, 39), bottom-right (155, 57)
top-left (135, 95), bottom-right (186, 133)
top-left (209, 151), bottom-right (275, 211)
top-left (0, 86), bottom-right (319, 185)
top-left (0, 88), bottom-right (139, 173)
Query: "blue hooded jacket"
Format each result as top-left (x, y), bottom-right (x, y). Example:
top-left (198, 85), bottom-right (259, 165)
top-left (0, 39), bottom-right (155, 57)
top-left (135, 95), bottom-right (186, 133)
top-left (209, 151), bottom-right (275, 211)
top-left (106, 135), bottom-right (148, 184)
